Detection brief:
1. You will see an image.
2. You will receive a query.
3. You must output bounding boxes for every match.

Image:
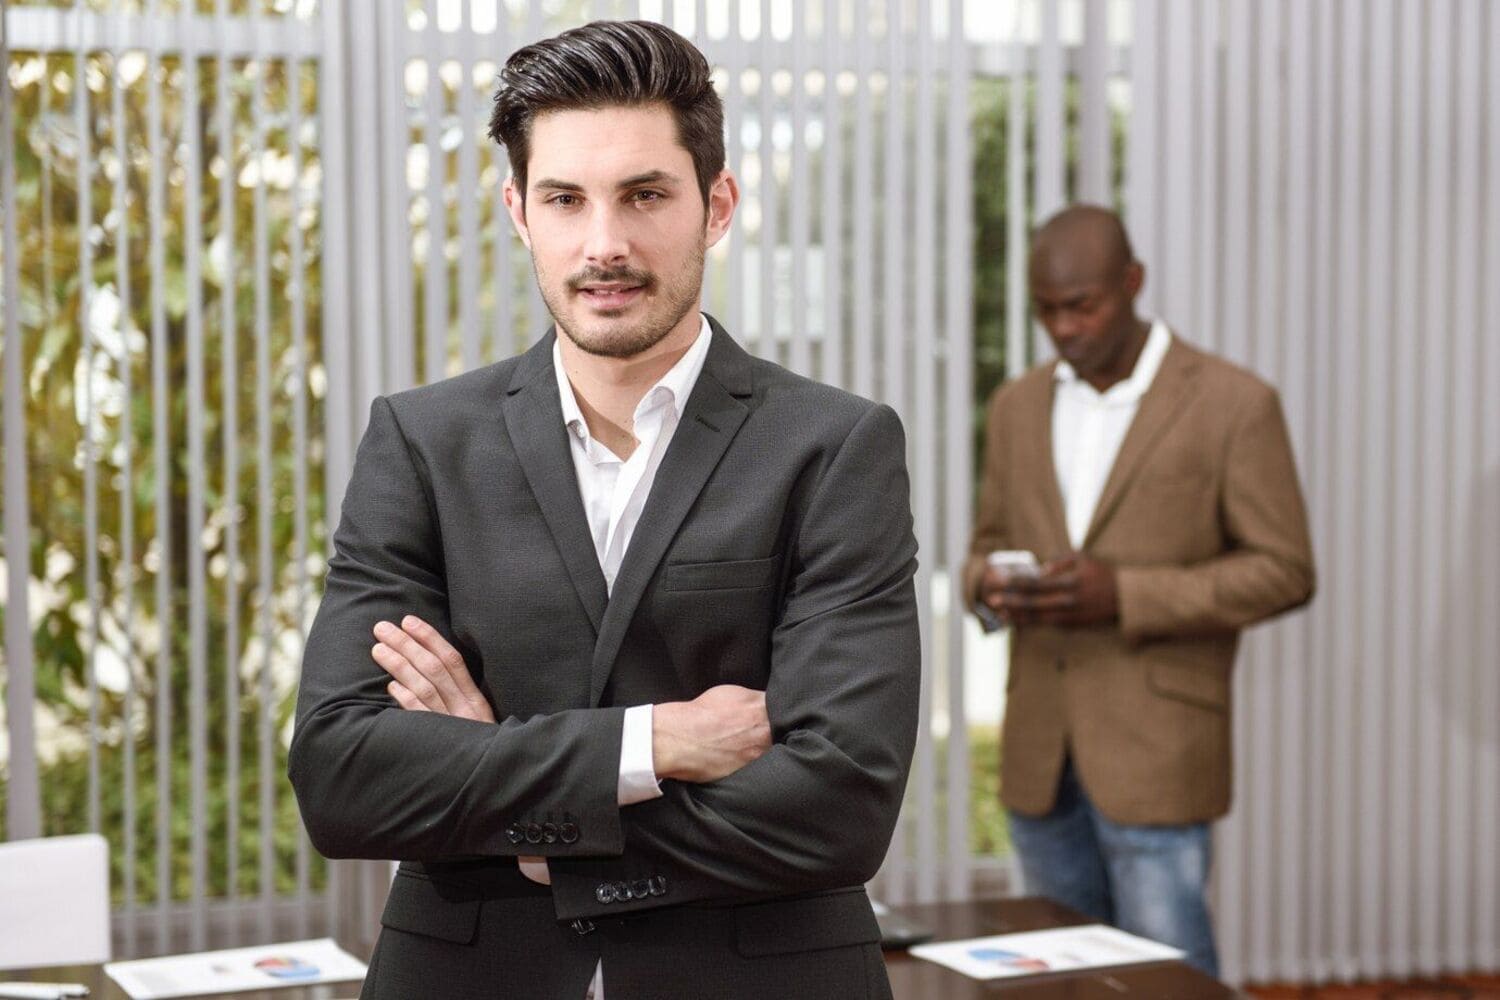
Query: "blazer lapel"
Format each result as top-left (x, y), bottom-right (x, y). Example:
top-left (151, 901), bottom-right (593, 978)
top-left (588, 319), bottom-right (754, 705)
top-left (1082, 337), bottom-right (1201, 549)
top-left (1017, 365), bottom-right (1072, 557)
top-left (501, 331), bottom-right (608, 634)
top-left (1014, 365), bottom-right (1074, 554)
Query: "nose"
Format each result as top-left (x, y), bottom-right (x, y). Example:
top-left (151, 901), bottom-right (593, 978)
top-left (1049, 309), bottom-right (1082, 341)
top-left (583, 204), bottom-right (629, 268)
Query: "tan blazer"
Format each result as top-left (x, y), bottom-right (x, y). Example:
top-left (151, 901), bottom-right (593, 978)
top-left (964, 335), bottom-right (1314, 825)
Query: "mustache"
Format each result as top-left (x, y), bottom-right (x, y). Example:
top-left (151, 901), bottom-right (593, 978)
top-left (567, 266), bottom-right (655, 292)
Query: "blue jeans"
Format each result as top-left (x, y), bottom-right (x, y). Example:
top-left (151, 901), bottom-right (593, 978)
top-left (1007, 758), bottom-right (1220, 978)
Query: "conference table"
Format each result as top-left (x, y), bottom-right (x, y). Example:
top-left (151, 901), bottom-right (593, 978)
top-left (5, 897), bottom-right (1238, 999)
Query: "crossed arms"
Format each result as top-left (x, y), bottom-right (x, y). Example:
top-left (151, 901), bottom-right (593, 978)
top-left (373, 614), bottom-right (772, 785)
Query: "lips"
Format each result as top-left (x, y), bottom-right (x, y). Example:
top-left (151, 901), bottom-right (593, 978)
top-left (577, 284), bottom-right (645, 310)
top-left (568, 265), bottom-right (655, 312)
top-left (1056, 339), bottom-right (1090, 363)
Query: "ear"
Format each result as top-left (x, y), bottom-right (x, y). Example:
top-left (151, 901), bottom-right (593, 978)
top-left (1123, 260), bottom-right (1145, 298)
top-left (503, 175), bottom-right (531, 250)
top-left (703, 169), bottom-right (740, 250)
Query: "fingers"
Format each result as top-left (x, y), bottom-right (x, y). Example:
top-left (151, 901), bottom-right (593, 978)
top-left (371, 617), bottom-right (494, 722)
top-left (397, 616), bottom-right (494, 721)
top-left (387, 679), bottom-right (429, 712)
top-left (372, 637), bottom-right (448, 712)
top-left (994, 584), bottom-right (1081, 627)
top-left (1014, 570), bottom-right (1079, 592)
top-left (400, 615), bottom-right (468, 679)
top-left (1007, 588), bottom-right (1080, 610)
top-left (1041, 552), bottom-right (1081, 574)
top-left (378, 617), bottom-right (465, 712)
top-left (980, 566), bottom-right (1014, 594)
top-left (993, 584), bottom-right (1078, 618)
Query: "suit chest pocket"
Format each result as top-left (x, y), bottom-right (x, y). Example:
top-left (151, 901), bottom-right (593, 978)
top-left (648, 555), bottom-right (783, 687)
top-left (660, 554), bottom-right (779, 592)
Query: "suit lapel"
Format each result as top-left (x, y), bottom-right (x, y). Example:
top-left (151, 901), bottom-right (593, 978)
top-left (588, 320), bottom-right (754, 705)
top-left (1082, 337), bottom-right (1201, 549)
top-left (1018, 365), bottom-right (1071, 556)
top-left (501, 331), bottom-right (608, 634)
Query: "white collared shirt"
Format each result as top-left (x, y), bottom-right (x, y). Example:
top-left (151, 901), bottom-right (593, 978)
top-left (554, 315), bottom-right (714, 595)
top-left (528, 316), bottom-right (713, 1000)
top-left (1052, 320), bottom-right (1172, 549)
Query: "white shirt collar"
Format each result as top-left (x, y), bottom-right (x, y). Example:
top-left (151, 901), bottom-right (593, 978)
top-left (1054, 319), bottom-right (1172, 404)
top-left (553, 314), bottom-right (713, 448)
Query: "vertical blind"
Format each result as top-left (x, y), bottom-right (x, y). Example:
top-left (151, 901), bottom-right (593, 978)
top-left (1127, 0), bottom-right (1499, 984)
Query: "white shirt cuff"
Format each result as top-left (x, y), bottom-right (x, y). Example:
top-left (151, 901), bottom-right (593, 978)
top-left (618, 703), bottom-right (663, 806)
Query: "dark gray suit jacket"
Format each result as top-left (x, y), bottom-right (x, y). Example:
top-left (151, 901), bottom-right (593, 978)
top-left (289, 319), bottom-right (920, 999)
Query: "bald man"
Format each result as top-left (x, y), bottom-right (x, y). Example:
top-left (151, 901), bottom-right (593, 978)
top-left (963, 205), bottom-right (1315, 975)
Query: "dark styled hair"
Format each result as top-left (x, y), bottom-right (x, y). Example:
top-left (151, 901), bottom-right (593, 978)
top-left (488, 20), bottom-right (725, 205)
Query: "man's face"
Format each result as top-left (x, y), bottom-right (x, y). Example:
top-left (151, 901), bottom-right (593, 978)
top-left (503, 104), bottom-right (735, 359)
top-left (1029, 255), bottom-right (1143, 378)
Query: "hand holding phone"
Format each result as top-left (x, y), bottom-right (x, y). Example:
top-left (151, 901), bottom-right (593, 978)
top-left (974, 550), bottom-right (1040, 632)
top-left (985, 550), bottom-right (1040, 579)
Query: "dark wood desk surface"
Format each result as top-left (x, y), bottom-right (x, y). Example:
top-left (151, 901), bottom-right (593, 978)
top-left (883, 897), bottom-right (1241, 999)
top-left (9, 897), bottom-right (1236, 999)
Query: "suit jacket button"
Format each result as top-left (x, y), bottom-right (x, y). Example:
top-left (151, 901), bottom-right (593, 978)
top-left (647, 875), bottom-right (667, 897)
top-left (505, 823), bottom-right (524, 845)
top-left (631, 878), bottom-right (651, 899)
top-left (595, 884), bottom-right (615, 905)
top-left (559, 822), bottom-right (579, 844)
top-left (525, 822), bottom-right (543, 844)
top-left (542, 822), bottom-right (559, 844)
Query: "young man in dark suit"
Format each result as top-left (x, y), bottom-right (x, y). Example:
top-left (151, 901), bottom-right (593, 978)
top-left (290, 20), bottom-right (920, 1000)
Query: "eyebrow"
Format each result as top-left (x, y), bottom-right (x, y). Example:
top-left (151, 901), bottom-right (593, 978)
top-left (531, 178), bottom-right (584, 193)
top-left (616, 170), bottom-right (680, 190)
top-left (531, 170), bottom-right (683, 194)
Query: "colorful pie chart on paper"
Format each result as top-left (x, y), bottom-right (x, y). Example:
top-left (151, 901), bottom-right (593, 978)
top-left (253, 955), bottom-right (321, 980)
top-left (968, 947), bottom-right (1052, 973)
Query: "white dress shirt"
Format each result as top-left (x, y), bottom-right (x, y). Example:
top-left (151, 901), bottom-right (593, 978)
top-left (1052, 320), bottom-right (1171, 549)
top-left (530, 315), bottom-right (714, 1000)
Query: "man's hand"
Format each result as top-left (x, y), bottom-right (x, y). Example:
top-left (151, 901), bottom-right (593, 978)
top-left (981, 552), bottom-right (1119, 628)
top-left (372, 615), bottom-right (496, 723)
top-left (652, 685), bottom-right (772, 783)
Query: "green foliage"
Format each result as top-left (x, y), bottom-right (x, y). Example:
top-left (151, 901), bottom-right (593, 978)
top-left (966, 725), bottom-right (1008, 856)
top-left (971, 77), bottom-right (1021, 420)
top-left (1, 49), bottom-right (325, 902)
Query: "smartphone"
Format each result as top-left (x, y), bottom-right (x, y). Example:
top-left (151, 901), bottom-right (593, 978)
top-left (986, 549), bottom-right (1040, 578)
